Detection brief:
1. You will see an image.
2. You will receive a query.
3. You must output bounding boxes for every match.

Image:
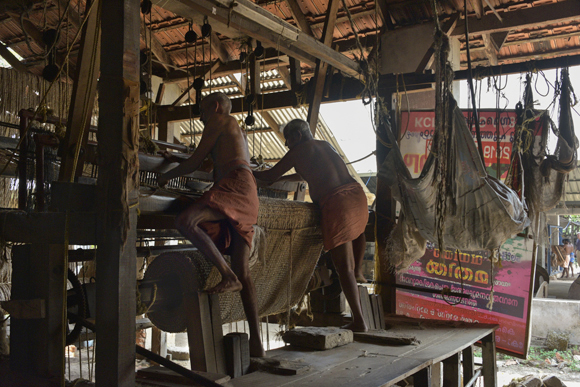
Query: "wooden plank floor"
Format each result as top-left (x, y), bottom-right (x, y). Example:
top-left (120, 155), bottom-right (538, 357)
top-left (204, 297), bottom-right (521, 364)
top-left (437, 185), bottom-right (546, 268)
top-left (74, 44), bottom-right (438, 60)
top-left (229, 321), bottom-right (497, 387)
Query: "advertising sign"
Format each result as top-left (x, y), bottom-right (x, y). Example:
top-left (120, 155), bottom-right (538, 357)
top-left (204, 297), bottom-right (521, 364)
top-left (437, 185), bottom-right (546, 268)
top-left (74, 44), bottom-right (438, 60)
top-left (395, 110), bottom-right (537, 358)
top-left (399, 110), bottom-right (518, 179)
top-left (396, 237), bottom-right (534, 357)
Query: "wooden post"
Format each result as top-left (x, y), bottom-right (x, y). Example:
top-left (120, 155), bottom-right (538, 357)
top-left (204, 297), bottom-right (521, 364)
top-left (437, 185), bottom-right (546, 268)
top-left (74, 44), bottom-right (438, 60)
top-left (442, 353), bottom-right (460, 387)
top-left (95, 0), bottom-right (140, 385)
top-left (374, 93), bottom-right (397, 313)
top-left (58, 0), bottom-right (101, 182)
top-left (482, 332), bottom-right (498, 387)
top-left (306, 0), bottom-right (340, 136)
top-left (414, 366), bottom-right (432, 387)
top-left (462, 345), bottom-right (475, 382)
top-left (10, 244), bottom-right (65, 385)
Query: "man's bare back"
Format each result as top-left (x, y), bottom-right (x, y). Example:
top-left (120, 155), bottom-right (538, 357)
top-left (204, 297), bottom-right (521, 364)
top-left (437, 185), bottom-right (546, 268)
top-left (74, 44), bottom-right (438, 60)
top-left (288, 140), bottom-right (356, 202)
top-left (253, 118), bottom-right (369, 332)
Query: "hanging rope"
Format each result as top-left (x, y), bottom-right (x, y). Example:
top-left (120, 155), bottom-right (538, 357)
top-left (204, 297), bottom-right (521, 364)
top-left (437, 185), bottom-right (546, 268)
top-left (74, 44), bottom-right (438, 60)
top-left (463, 0), bottom-right (484, 161)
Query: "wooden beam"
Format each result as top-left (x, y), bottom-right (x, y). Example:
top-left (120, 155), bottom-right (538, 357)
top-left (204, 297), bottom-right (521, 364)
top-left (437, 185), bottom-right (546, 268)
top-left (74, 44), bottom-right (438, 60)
top-left (164, 48), bottom-right (289, 83)
top-left (0, 41), bottom-right (27, 72)
top-left (467, 46), bottom-right (580, 67)
top-left (151, 20), bottom-right (189, 33)
top-left (482, 33), bottom-right (498, 66)
top-left (414, 14), bottom-right (459, 72)
top-left (249, 41), bottom-right (261, 96)
top-left (308, 0), bottom-right (342, 135)
top-left (277, 65), bottom-right (292, 89)
top-left (95, 0), bottom-right (140, 385)
top-left (155, 0), bottom-right (360, 77)
top-left (284, 0), bottom-right (314, 36)
top-left (57, 0), bottom-right (81, 28)
top-left (158, 76), bottom-right (365, 123)
top-left (289, 57), bottom-right (302, 91)
top-left (58, 0), bottom-right (101, 182)
top-left (210, 31), bottom-right (231, 63)
top-left (469, 0), bottom-right (484, 18)
top-left (155, 83), bottom-right (166, 104)
top-left (380, 53), bottom-right (580, 90)
top-left (174, 60), bottom-right (221, 106)
top-left (451, 0), bottom-right (580, 37)
top-left (467, 30), bottom-right (579, 54)
top-left (141, 21), bottom-right (173, 72)
top-left (261, 110), bottom-right (286, 143)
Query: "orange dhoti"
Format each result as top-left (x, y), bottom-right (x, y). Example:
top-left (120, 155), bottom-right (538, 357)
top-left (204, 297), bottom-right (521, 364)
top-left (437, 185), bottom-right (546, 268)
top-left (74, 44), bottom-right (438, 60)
top-left (196, 163), bottom-right (259, 254)
top-left (319, 182), bottom-right (369, 251)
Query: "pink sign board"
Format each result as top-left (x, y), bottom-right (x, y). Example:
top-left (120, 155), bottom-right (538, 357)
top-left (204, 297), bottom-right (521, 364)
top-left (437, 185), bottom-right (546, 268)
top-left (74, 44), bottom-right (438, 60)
top-left (395, 110), bottom-right (537, 358)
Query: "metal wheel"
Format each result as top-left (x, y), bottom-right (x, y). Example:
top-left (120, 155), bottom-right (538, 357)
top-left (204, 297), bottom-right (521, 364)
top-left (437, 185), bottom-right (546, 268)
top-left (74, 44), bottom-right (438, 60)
top-left (66, 268), bottom-right (87, 346)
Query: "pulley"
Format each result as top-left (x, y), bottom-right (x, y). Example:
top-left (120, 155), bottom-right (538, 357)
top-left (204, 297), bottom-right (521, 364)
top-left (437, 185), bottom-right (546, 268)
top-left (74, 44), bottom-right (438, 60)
top-left (254, 40), bottom-right (264, 58)
top-left (185, 23), bottom-right (197, 43)
top-left (201, 19), bottom-right (212, 38)
top-left (141, 0), bottom-right (152, 14)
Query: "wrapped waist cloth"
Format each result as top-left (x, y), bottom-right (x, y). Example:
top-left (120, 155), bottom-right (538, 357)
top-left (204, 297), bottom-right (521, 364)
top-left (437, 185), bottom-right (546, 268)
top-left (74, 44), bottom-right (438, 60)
top-left (319, 182), bottom-right (369, 251)
top-left (197, 160), bottom-right (259, 254)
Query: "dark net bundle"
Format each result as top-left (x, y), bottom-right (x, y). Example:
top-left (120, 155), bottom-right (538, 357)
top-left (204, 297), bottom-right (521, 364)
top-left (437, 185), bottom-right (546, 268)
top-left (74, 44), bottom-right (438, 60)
top-left (507, 69), bottom-right (578, 237)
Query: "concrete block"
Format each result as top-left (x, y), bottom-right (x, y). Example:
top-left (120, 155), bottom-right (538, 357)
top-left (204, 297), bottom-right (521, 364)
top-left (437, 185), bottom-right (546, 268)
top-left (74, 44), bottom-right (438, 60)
top-left (282, 327), bottom-right (353, 350)
top-left (531, 299), bottom-right (580, 345)
top-left (167, 346), bottom-right (190, 360)
top-left (546, 331), bottom-right (569, 351)
top-left (542, 375), bottom-right (566, 387)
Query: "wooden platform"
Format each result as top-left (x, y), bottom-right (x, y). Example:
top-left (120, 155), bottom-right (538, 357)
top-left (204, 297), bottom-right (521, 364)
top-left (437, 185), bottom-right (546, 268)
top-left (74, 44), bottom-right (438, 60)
top-left (227, 319), bottom-right (498, 387)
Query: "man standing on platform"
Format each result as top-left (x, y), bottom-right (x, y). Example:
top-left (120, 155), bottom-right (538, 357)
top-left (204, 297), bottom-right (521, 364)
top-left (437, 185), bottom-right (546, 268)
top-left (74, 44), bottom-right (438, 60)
top-left (253, 119), bottom-right (369, 332)
top-left (158, 92), bottom-right (265, 357)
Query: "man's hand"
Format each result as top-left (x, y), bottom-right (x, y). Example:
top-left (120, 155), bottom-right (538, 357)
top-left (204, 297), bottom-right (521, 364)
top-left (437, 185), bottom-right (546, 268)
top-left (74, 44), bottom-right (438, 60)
top-left (158, 150), bottom-right (183, 164)
top-left (157, 174), bottom-right (169, 188)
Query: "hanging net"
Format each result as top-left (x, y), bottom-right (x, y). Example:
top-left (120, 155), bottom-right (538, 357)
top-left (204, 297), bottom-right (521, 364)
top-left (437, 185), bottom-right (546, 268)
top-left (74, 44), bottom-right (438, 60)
top-left (506, 70), bottom-right (578, 237)
top-left (378, 31), bottom-right (529, 271)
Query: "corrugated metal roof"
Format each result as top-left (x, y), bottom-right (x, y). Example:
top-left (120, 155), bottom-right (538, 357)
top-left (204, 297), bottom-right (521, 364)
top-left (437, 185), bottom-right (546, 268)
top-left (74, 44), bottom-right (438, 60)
top-left (177, 101), bottom-right (369, 190)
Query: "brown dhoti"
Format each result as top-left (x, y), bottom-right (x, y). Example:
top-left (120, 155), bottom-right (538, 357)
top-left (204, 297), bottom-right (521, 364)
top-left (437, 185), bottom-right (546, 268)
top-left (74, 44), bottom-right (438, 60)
top-left (319, 182), bottom-right (369, 251)
top-left (196, 163), bottom-right (259, 254)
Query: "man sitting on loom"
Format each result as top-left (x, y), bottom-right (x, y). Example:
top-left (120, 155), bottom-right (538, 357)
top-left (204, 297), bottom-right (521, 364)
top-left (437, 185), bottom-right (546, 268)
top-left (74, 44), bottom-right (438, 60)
top-left (253, 118), bottom-right (369, 332)
top-left (157, 92), bottom-right (265, 357)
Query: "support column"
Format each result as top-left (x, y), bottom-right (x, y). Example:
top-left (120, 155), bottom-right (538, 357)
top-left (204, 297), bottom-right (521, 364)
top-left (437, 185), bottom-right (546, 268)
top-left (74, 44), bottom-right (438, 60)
top-left (95, 0), bottom-right (140, 386)
top-left (374, 93), bottom-right (397, 313)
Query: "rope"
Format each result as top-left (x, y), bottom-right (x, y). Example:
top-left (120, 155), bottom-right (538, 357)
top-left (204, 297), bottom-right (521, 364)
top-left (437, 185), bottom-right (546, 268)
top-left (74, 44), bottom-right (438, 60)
top-left (346, 150), bottom-right (376, 165)
top-left (0, 0), bottom-right (98, 176)
top-left (136, 283), bottom-right (158, 315)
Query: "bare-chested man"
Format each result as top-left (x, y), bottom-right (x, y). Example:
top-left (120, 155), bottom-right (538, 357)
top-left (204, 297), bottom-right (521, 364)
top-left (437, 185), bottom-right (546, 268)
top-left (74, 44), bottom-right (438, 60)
top-left (253, 119), bottom-right (369, 332)
top-left (158, 92), bottom-right (265, 357)
top-left (562, 239), bottom-right (575, 278)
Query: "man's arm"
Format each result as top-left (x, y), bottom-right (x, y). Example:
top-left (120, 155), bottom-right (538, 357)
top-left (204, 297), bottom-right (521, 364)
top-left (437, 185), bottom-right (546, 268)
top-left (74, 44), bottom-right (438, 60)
top-left (253, 150), bottom-right (298, 182)
top-left (158, 123), bottom-right (219, 186)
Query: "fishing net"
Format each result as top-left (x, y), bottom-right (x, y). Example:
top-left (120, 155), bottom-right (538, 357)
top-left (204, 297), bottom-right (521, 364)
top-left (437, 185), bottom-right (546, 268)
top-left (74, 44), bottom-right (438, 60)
top-left (378, 31), bottom-right (529, 271)
top-left (506, 70), bottom-right (578, 237)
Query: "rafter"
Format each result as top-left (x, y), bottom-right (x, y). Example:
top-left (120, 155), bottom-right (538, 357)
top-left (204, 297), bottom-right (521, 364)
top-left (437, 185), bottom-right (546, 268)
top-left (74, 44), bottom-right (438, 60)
top-left (140, 21), bottom-right (173, 72)
top-left (284, 0), bottom-right (314, 36)
top-left (0, 41), bottom-right (26, 72)
top-left (153, 0), bottom-right (360, 77)
top-left (57, 0), bottom-right (81, 28)
top-left (307, 0), bottom-right (341, 135)
top-left (451, 0), bottom-right (580, 37)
